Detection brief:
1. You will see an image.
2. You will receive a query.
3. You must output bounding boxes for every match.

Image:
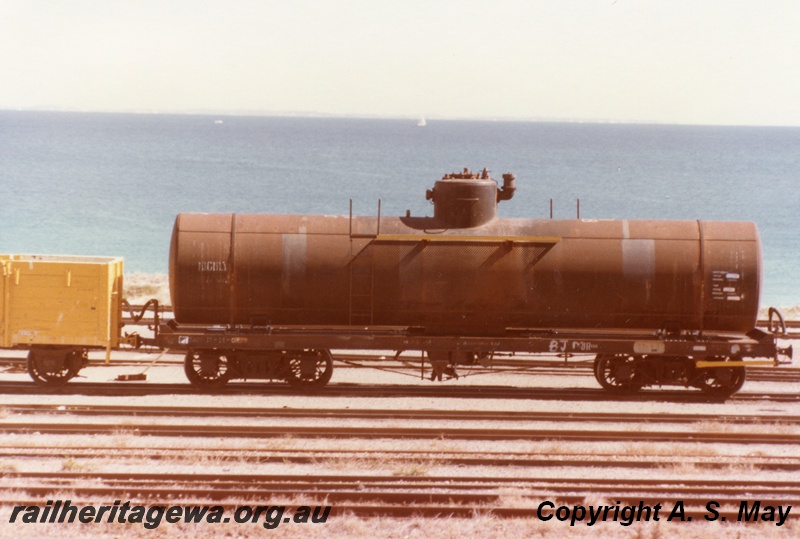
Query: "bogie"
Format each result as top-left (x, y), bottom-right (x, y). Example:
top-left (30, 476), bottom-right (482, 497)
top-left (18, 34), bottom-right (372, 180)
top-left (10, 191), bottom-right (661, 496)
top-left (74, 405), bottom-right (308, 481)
top-left (593, 353), bottom-right (747, 396)
top-left (182, 348), bottom-right (334, 390)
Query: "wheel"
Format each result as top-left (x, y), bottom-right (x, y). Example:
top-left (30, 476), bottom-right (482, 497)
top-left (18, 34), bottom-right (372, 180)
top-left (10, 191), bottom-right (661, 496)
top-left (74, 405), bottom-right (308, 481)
top-left (184, 350), bottom-right (233, 387)
top-left (27, 348), bottom-right (84, 386)
top-left (285, 349), bottom-right (333, 390)
top-left (696, 357), bottom-right (745, 397)
top-left (593, 353), bottom-right (643, 393)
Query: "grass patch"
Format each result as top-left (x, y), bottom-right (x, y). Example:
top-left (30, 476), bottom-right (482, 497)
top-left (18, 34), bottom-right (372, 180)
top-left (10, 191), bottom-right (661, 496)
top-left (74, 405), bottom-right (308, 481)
top-left (61, 458), bottom-right (94, 472)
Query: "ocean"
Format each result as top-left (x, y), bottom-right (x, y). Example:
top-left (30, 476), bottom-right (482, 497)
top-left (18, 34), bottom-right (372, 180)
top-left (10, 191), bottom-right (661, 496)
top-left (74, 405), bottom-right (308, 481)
top-left (1, 111), bottom-right (798, 308)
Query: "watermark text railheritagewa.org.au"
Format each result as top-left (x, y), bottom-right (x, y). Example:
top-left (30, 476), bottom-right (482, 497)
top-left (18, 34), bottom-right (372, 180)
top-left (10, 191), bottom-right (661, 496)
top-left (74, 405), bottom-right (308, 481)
top-left (7, 500), bottom-right (331, 530)
top-left (5, 498), bottom-right (794, 530)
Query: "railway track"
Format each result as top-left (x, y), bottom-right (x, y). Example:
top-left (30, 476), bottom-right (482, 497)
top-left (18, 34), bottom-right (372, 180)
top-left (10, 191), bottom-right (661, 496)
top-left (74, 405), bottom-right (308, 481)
top-left (3, 446), bottom-right (800, 472)
top-left (1, 420), bottom-right (797, 444)
top-left (2, 387), bottom-right (797, 532)
top-left (7, 472), bottom-right (800, 501)
top-left (0, 379), bottom-right (797, 403)
top-left (2, 403), bottom-right (800, 425)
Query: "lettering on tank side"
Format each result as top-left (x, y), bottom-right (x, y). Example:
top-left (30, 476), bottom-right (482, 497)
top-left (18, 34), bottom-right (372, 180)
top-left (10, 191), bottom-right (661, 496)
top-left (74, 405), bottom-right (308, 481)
top-left (711, 270), bottom-right (743, 301)
top-left (197, 260), bottom-right (228, 272)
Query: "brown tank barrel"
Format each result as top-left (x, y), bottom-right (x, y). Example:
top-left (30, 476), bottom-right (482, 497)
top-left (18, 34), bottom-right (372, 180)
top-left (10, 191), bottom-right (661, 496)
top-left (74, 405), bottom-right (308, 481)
top-left (169, 213), bottom-right (761, 334)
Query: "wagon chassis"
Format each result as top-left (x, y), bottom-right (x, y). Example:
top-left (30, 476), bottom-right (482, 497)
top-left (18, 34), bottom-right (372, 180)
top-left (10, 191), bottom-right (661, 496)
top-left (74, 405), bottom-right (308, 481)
top-left (149, 317), bottom-right (791, 396)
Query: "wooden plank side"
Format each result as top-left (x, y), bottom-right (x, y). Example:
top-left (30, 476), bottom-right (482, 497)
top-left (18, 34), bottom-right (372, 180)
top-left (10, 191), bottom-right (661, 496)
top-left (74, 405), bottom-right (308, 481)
top-left (3, 255), bottom-right (122, 348)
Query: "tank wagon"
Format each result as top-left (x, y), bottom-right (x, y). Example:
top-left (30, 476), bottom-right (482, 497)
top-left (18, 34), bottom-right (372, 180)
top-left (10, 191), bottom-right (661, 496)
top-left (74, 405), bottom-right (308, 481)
top-left (159, 169), bottom-right (791, 396)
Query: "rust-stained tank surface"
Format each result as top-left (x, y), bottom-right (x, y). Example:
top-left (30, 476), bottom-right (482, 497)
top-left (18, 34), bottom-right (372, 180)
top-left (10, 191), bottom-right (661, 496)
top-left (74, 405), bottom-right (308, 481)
top-left (169, 170), bottom-right (761, 335)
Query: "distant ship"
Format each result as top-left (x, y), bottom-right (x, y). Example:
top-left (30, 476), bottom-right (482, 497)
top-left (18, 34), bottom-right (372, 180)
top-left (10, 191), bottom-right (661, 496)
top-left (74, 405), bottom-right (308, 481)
top-left (417, 116), bottom-right (426, 127)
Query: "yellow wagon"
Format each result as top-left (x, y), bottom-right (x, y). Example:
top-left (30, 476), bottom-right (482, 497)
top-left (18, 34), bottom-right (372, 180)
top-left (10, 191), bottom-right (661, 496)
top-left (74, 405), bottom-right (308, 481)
top-left (0, 254), bottom-right (124, 385)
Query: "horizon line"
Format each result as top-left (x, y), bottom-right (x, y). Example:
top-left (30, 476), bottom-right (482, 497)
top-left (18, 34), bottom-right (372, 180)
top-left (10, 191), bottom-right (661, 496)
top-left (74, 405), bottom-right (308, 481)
top-left (2, 106), bottom-right (798, 129)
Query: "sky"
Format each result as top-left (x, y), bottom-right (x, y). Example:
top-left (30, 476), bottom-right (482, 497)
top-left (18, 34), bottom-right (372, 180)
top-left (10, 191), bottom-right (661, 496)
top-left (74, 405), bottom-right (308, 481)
top-left (1, 0), bottom-right (799, 125)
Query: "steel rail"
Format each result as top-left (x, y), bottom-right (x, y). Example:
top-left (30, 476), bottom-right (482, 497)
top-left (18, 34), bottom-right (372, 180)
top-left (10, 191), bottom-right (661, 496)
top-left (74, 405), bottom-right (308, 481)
top-left (7, 472), bottom-right (800, 500)
top-left (0, 380), bottom-right (797, 402)
top-left (4, 487), bottom-right (799, 509)
top-left (4, 403), bottom-right (800, 425)
top-left (9, 471), bottom-right (800, 489)
top-left (1, 422), bottom-right (798, 444)
top-left (3, 447), bottom-right (799, 471)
